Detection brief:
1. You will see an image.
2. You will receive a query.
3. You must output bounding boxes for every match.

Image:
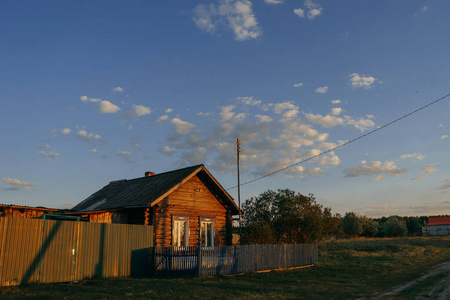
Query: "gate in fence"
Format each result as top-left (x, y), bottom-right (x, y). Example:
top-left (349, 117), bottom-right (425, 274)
top-left (152, 243), bottom-right (318, 276)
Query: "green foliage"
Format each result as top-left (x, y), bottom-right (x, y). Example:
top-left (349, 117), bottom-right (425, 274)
top-left (241, 189), bottom-right (334, 244)
top-left (405, 217), bottom-right (425, 236)
top-left (341, 212), bottom-right (363, 237)
top-left (323, 207), bottom-right (344, 238)
top-left (360, 216), bottom-right (379, 237)
top-left (381, 216), bottom-right (408, 237)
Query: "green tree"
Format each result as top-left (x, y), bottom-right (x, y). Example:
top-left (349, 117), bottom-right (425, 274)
top-left (405, 217), bottom-right (424, 236)
top-left (382, 216), bottom-right (408, 237)
top-left (341, 212), bottom-right (363, 237)
top-left (360, 216), bottom-right (379, 237)
top-left (323, 208), bottom-right (344, 238)
top-left (241, 189), bottom-right (328, 244)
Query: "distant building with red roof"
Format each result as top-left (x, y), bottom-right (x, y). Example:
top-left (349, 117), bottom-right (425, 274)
top-left (425, 217), bottom-right (450, 236)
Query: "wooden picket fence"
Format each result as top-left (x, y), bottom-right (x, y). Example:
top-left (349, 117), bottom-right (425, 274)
top-left (151, 243), bottom-right (318, 276)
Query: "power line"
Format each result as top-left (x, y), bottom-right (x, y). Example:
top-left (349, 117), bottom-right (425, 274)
top-left (227, 92), bottom-right (450, 190)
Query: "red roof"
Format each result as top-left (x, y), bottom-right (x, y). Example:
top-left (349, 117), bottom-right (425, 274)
top-left (428, 217), bottom-right (450, 226)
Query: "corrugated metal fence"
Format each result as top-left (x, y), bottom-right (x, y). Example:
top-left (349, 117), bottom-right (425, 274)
top-left (152, 243), bottom-right (318, 276)
top-left (0, 217), bottom-right (153, 286)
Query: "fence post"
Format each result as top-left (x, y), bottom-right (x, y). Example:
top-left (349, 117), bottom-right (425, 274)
top-left (197, 245), bottom-right (202, 275)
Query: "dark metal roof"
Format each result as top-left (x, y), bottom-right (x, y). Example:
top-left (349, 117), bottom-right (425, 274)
top-left (72, 164), bottom-right (239, 214)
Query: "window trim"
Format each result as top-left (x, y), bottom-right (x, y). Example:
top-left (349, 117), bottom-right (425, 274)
top-left (172, 214), bottom-right (190, 247)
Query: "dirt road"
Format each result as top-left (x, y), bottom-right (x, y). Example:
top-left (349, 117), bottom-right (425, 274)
top-left (376, 261), bottom-right (450, 299)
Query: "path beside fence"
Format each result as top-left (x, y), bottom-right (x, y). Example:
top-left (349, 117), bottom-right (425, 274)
top-left (152, 243), bottom-right (318, 276)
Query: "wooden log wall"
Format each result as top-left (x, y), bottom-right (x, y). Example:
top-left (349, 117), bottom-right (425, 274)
top-left (153, 175), bottom-right (231, 247)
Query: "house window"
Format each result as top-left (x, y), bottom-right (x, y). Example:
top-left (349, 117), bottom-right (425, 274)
top-left (200, 217), bottom-right (215, 248)
top-left (172, 215), bottom-right (190, 247)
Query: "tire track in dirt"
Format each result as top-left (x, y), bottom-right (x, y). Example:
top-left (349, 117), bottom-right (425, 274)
top-left (371, 261), bottom-right (450, 299)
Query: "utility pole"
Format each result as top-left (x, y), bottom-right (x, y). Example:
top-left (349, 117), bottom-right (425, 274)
top-left (236, 138), bottom-right (242, 238)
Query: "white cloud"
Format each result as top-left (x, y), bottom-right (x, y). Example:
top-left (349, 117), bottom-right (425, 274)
top-left (80, 96), bottom-right (101, 103)
top-left (296, 0), bottom-right (323, 19)
top-left (37, 149), bottom-right (61, 159)
top-left (265, 0), bottom-right (283, 4)
top-left (305, 113), bottom-right (344, 127)
top-left (255, 114), bottom-right (272, 123)
top-left (89, 148), bottom-right (98, 154)
top-left (283, 109), bottom-right (299, 118)
top-left (165, 108), bottom-right (173, 113)
top-left (441, 135), bottom-right (448, 140)
top-left (160, 146), bottom-right (176, 155)
top-left (373, 175), bottom-right (384, 181)
top-left (3, 177), bottom-right (37, 191)
top-left (161, 97), bottom-right (377, 179)
top-left (344, 116), bottom-right (375, 132)
top-left (182, 147), bottom-right (208, 165)
top-left (307, 8), bottom-right (322, 19)
top-left (400, 153), bottom-right (425, 160)
top-left (238, 96), bottom-right (261, 106)
top-left (314, 151), bottom-right (341, 167)
top-left (304, 0), bottom-right (323, 19)
top-left (61, 128), bottom-right (71, 135)
top-left (348, 73), bottom-right (377, 89)
top-left (117, 150), bottom-right (134, 163)
top-left (158, 114), bottom-right (169, 121)
top-left (171, 117), bottom-right (196, 135)
top-left (99, 100), bottom-right (121, 113)
top-left (219, 105), bottom-right (235, 121)
top-left (272, 101), bottom-right (298, 114)
top-left (293, 82), bottom-right (303, 88)
top-left (315, 86), bottom-right (328, 93)
top-left (344, 160), bottom-right (407, 179)
top-left (421, 6), bottom-right (428, 13)
top-left (331, 108), bottom-right (342, 116)
top-left (192, 0), bottom-right (262, 41)
top-left (293, 8), bottom-right (305, 18)
top-left (123, 104), bottom-right (151, 118)
top-left (76, 130), bottom-right (103, 145)
top-left (411, 163), bottom-right (439, 181)
top-left (331, 100), bottom-right (341, 104)
top-left (112, 87), bottom-right (124, 92)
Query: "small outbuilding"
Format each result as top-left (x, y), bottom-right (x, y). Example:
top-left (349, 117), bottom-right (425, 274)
top-left (70, 164), bottom-right (240, 247)
top-left (425, 217), bottom-right (450, 236)
top-left (0, 204), bottom-right (58, 219)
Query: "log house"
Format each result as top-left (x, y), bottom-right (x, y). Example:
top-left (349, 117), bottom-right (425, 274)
top-left (70, 165), bottom-right (239, 247)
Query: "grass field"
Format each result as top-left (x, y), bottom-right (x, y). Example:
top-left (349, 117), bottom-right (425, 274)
top-left (1, 236), bottom-right (450, 299)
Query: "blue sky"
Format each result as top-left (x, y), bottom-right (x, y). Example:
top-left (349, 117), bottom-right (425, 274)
top-left (1, 0), bottom-right (449, 217)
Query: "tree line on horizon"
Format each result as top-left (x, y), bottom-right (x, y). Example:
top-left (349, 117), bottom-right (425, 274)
top-left (239, 188), bottom-right (436, 245)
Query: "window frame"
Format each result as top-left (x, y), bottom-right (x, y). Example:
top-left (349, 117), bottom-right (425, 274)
top-left (172, 215), bottom-right (190, 247)
top-left (199, 216), bottom-right (215, 248)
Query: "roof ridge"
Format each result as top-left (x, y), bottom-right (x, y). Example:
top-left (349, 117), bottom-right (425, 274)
top-left (126, 164), bottom-right (204, 181)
